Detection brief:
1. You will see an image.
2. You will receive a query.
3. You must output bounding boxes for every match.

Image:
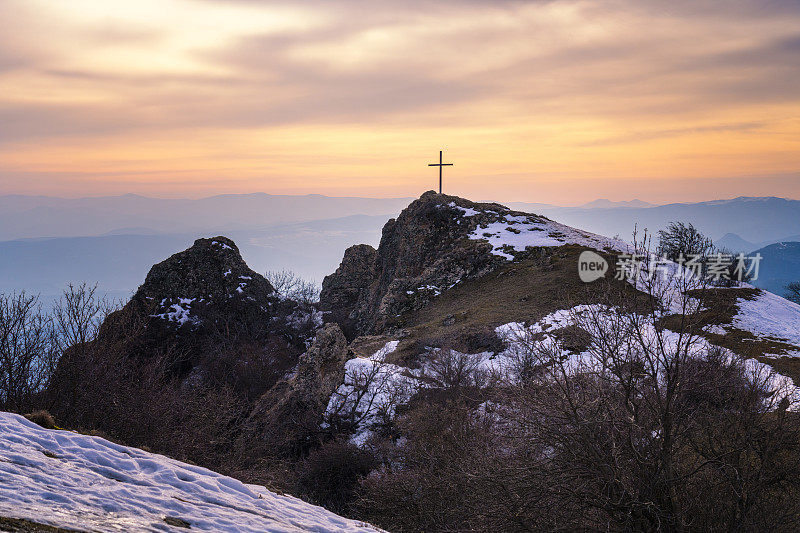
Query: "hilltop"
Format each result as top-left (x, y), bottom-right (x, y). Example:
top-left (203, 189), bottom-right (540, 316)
top-left (5, 191), bottom-right (800, 531)
top-left (320, 192), bottom-right (800, 378)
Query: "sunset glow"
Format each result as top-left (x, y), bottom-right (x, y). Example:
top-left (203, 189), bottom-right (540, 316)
top-left (1, 0), bottom-right (798, 203)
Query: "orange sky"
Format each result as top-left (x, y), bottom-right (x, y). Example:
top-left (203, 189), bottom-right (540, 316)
top-left (0, 0), bottom-right (798, 204)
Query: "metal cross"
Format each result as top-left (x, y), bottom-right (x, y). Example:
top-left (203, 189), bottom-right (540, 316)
top-left (428, 150), bottom-right (453, 194)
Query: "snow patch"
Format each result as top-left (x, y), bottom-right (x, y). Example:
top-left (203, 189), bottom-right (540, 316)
top-left (151, 297), bottom-right (199, 326)
top-left (211, 240), bottom-right (233, 251)
top-left (732, 291), bottom-right (800, 356)
top-left (324, 341), bottom-right (415, 446)
top-left (467, 212), bottom-right (627, 260)
top-left (0, 412), bottom-right (382, 533)
top-left (448, 201), bottom-right (481, 217)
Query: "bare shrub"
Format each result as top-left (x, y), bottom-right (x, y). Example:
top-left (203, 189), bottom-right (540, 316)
top-left (325, 358), bottom-right (410, 438)
top-left (423, 349), bottom-right (486, 391)
top-left (265, 270), bottom-right (320, 304)
top-left (492, 236), bottom-right (800, 531)
top-left (296, 439), bottom-right (377, 515)
top-left (657, 221), bottom-right (713, 262)
top-left (0, 292), bottom-right (57, 412)
top-left (52, 283), bottom-right (114, 353)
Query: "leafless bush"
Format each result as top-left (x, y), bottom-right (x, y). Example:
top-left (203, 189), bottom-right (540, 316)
top-left (296, 439), bottom-right (377, 515)
top-left (325, 358), bottom-right (411, 436)
top-left (52, 283), bottom-right (114, 353)
top-left (423, 349), bottom-right (486, 390)
top-left (0, 292), bottom-right (57, 412)
top-left (657, 221), bottom-right (713, 262)
top-left (265, 270), bottom-right (320, 304)
top-left (493, 237), bottom-right (800, 531)
top-left (786, 281), bottom-right (800, 304)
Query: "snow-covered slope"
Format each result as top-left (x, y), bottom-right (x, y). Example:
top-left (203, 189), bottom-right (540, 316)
top-left (733, 290), bottom-right (800, 356)
top-left (449, 201), bottom-right (627, 259)
top-left (0, 412), bottom-right (381, 533)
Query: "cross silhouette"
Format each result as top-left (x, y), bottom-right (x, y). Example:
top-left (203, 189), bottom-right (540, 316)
top-left (428, 150), bottom-right (453, 194)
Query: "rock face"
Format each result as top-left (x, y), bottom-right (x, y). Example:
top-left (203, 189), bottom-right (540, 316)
top-left (240, 323), bottom-right (351, 456)
top-left (80, 236), bottom-right (318, 386)
top-left (130, 236), bottom-right (276, 329)
top-left (294, 323), bottom-right (351, 402)
top-left (320, 191), bottom-right (514, 335)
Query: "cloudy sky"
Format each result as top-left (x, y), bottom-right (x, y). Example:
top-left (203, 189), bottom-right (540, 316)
top-left (0, 0), bottom-right (798, 203)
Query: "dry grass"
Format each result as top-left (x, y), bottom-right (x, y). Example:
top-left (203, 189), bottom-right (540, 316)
top-left (660, 287), bottom-right (800, 383)
top-left (346, 247), bottom-right (800, 386)
top-left (383, 245), bottom-right (636, 365)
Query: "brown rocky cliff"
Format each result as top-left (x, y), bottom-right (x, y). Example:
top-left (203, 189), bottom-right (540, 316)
top-left (320, 191), bottom-right (518, 335)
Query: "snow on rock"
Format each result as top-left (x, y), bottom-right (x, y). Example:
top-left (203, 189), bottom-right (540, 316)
top-left (325, 300), bottom-right (800, 448)
top-left (0, 412), bottom-right (382, 533)
top-left (151, 297), bottom-right (199, 326)
top-left (324, 341), bottom-right (418, 446)
top-left (448, 202), bottom-right (480, 217)
top-left (211, 240), bottom-right (233, 251)
top-left (458, 206), bottom-right (627, 260)
top-left (733, 290), bottom-right (800, 356)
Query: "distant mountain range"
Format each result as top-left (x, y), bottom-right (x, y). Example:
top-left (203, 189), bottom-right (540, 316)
top-left (0, 193), bottom-right (413, 240)
top-left (750, 242), bottom-right (800, 296)
top-left (3, 193), bottom-right (797, 244)
top-left (1, 193), bottom-right (799, 304)
top-left (577, 199), bottom-right (655, 209)
top-left (0, 214), bottom-right (390, 305)
top-left (508, 196), bottom-right (800, 245)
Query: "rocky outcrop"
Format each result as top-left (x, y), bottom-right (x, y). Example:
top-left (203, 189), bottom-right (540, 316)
top-left (318, 244), bottom-right (378, 336)
top-left (240, 323), bottom-right (351, 455)
top-left (70, 236), bottom-right (318, 388)
top-left (129, 236), bottom-right (276, 329)
top-left (294, 323), bottom-right (351, 403)
top-left (320, 191), bottom-right (516, 335)
top-left (319, 245), bottom-right (377, 314)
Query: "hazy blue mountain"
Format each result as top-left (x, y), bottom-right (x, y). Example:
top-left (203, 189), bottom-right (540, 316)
top-left (508, 196), bottom-right (800, 244)
top-left (3, 193), bottom-right (800, 306)
top-left (715, 233), bottom-right (759, 254)
top-left (0, 214), bottom-right (391, 306)
top-left (0, 193), bottom-right (412, 240)
top-left (749, 241), bottom-right (800, 296)
top-left (577, 199), bottom-right (655, 209)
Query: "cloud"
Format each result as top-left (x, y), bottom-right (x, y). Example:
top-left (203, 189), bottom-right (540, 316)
top-left (0, 0), bottom-right (797, 200)
top-left (577, 122), bottom-right (767, 147)
top-left (2, 0), bottom-right (798, 135)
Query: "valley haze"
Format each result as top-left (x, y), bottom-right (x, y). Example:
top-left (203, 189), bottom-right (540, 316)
top-left (3, 192), bottom-right (799, 303)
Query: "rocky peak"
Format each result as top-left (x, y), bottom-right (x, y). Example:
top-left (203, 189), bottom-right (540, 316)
top-left (320, 191), bottom-right (518, 335)
top-left (131, 236), bottom-right (276, 327)
top-left (85, 235), bottom-right (319, 393)
top-left (320, 191), bottom-right (625, 337)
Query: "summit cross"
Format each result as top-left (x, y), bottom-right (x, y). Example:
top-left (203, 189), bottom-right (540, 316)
top-left (428, 150), bottom-right (453, 194)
